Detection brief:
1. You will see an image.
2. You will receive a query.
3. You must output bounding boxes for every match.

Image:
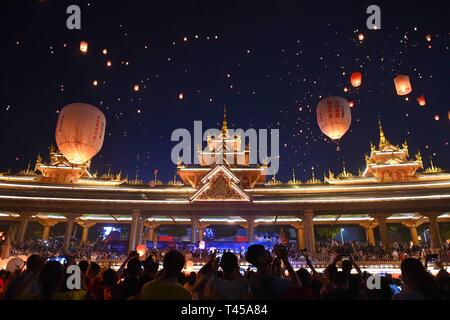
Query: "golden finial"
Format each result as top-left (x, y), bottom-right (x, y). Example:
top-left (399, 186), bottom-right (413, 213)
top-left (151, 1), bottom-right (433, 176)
top-left (222, 106), bottom-right (228, 134)
top-left (327, 169), bottom-right (335, 180)
top-left (288, 168), bottom-right (300, 185)
top-left (425, 156), bottom-right (443, 173)
top-left (364, 153), bottom-right (370, 165)
top-left (267, 174), bottom-right (282, 185)
top-left (378, 119), bottom-right (386, 148)
top-left (402, 139), bottom-right (408, 150)
top-left (370, 141), bottom-right (376, 152)
top-left (338, 162), bottom-right (353, 178)
top-left (306, 167), bottom-right (321, 184)
top-left (415, 149), bottom-right (422, 162)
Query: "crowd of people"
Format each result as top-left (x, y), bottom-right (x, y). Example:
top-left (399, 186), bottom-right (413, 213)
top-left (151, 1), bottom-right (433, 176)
top-left (1, 243), bottom-right (449, 300)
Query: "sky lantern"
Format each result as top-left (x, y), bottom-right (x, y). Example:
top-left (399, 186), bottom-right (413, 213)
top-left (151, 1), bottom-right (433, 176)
top-left (102, 48), bottom-right (108, 55)
top-left (448, 111), bottom-right (450, 120)
top-left (316, 96), bottom-right (352, 141)
top-left (417, 95), bottom-right (426, 107)
top-left (92, 80), bottom-right (98, 86)
top-left (178, 93), bottom-right (184, 100)
top-left (394, 74), bottom-right (412, 96)
top-left (106, 60), bottom-right (112, 67)
top-left (358, 33), bottom-right (364, 41)
top-left (425, 34), bottom-right (432, 42)
top-left (136, 244), bottom-right (146, 258)
top-left (55, 103), bottom-right (106, 164)
top-left (350, 72), bottom-right (362, 87)
top-left (133, 84), bottom-right (140, 92)
top-left (434, 114), bottom-right (440, 121)
top-left (348, 100), bottom-right (354, 108)
top-left (79, 41), bottom-right (88, 53)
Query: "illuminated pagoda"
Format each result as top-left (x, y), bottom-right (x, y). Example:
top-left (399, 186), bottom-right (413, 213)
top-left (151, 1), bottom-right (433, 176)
top-left (362, 120), bottom-right (422, 182)
top-left (177, 108), bottom-right (266, 191)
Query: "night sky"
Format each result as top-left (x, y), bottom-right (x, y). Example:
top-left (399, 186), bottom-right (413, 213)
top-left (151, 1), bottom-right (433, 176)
top-left (1, 0), bottom-right (449, 183)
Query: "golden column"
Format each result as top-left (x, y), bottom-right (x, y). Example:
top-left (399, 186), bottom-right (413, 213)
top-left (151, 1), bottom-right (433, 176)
top-left (424, 212), bottom-right (442, 253)
top-left (371, 214), bottom-right (390, 248)
top-left (128, 209), bottom-right (141, 253)
top-left (77, 221), bottom-right (96, 247)
top-left (16, 214), bottom-right (30, 245)
top-left (401, 221), bottom-right (420, 246)
top-left (39, 220), bottom-right (58, 241)
top-left (246, 216), bottom-right (255, 243)
top-left (302, 209), bottom-right (316, 254)
top-left (290, 221), bottom-right (304, 249)
top-left (63, 213), bottom-right (79, 252)
top-left (191, 215), bottom-right (199, 243)
top-left (359, 222), bottom-right (377, 246)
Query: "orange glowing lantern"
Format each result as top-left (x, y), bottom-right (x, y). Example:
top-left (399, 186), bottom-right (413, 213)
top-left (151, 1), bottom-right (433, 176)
top-left (448, 111), bottom-right (450, 120)
top-left (136, 244), bottom-right (146, 257)
top-left (316, 96), bottom-right (352, 140)
top-left (434, 114), bottom-right (440, 121)
top-left (417, 95), bottom-right (426, 107)
top-left (133, 84), bottom-right (140, 92)
top-left (55, 103), bottom-right (106, 164)
top-left (106, 60), bottom-right (112, 67)
top-left (425, 34), bottom-right (432, 42)
top-left (393, 75), bottom-right (412, 96)
top-left (350, 72), bottom-right (362, 87)
top-left (79, 41), bottom-right (88, 53)
top-left (102, 48), bottom-right (108, 55)
top-left (348, 101), bottom-right (354, 108)
top-left (358, 33), bottom-right (364, 41)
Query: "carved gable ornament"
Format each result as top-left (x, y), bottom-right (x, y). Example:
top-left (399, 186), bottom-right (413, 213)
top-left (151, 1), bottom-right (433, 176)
top-left (190, 165), bottom-right (251, 202)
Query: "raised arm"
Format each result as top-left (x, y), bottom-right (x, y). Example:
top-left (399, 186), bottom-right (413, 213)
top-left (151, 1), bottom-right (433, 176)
top-left (349, 255), bottom-right (363, 277)
top-left (274, 245), bottom-right (301, 288)
top-left (304, 253), bottom-right (319, 277)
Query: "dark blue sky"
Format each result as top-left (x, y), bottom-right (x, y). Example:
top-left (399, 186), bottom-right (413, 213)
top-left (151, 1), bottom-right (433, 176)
top-left (1, 0), bottom-right (449, 183)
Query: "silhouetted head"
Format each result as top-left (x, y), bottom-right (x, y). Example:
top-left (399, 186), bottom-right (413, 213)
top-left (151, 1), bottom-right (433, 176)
top-left (296, 268), bottom-right (312, 287)
top-left (78, 260), bottom-right (89, 275)
top-left (220, 252), bottom-right (239, 274)
top-left (331, 271), bottom-right (349, 290)
top-left (341, 260), bottom-right (352, 275)
top-left (102, 268), bottom-right (117, 287)
top-left (245, 245), bottom-right (272, 270)
top-left (323, 264), bottom-right (338, 283)
top-left (163, 250), bottom-right (185, 278)
top-left (126, 258), bottom-right (142, 277)
top-left (26, 254), bottom-right (45, 272)
top-left (87, 262), bottom-right (100, 279)
top-left (400, 258), bottom-right (426, 287)
top-left (39, 261), bottom-right (64, 300)
top-left (400, 257), bottom-right (440, 299)
top-left (187, 272), bottom-right (197, 286)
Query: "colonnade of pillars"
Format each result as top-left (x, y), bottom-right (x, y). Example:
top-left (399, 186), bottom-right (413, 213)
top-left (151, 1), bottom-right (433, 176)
top-left (3, 210), bottom-right (445, 256)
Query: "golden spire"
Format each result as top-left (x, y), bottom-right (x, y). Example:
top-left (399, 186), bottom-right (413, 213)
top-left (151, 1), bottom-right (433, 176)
top-left (415, 149), bottom-right (422, 162)
top-left (425, 156), bottom-right (443, 173)
top-left (378, 119), bottom-right (386, 148)
top-left (222, 106), bottom-right (228, 134)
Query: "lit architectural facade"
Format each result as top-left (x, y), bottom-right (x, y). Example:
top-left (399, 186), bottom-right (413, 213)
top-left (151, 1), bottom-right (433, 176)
top-left (0, 114), bottom-right (449, 258)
